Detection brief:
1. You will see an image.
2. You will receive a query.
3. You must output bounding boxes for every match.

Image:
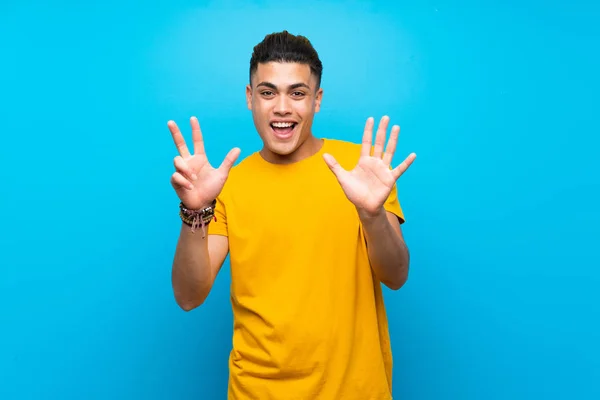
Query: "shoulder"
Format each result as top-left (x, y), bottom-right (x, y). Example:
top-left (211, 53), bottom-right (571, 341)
top-left (322, 138), bottom-right (362, 169)
top-left (218, 152), bottom-right (261, 196)
top-left (324, 138), bottom-right (362, 152)
top-left (227, 152), bottom-right (262, 177)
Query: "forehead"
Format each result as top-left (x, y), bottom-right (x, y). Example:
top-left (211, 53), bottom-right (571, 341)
top-left (252, 62), bottom-right (316, 88)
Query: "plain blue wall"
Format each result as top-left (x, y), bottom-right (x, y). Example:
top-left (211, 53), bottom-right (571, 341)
top-left (1, 1), bottom-right (598, 399)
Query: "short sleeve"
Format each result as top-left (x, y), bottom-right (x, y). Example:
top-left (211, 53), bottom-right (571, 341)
top-left (384, 183), bottom-right (405, 224)
top-left (207, 194), bottom-right (228, 236)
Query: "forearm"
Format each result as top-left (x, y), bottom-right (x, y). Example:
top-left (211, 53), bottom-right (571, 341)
top-left (171, 223), bottom-right (214, 310)
top-left (359, 208), bottom-right (410, 290)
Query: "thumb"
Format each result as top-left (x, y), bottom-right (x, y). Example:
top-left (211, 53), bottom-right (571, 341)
top-left (218, 147), bottom-right (241, 173)
top-left (323, 153), bottom-right (346, 179)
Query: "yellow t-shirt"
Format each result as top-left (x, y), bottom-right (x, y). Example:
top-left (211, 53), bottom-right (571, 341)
top-left (208, 138), bottom-right (405, 400)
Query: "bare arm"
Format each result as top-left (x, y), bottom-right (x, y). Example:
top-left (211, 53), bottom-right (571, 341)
top-left (360, 209), bottom-right (410, 290)
top-left (172, 227), bottom-right (229, 311)
top-left (322, 115), bottom-right (415, 291)
top-left (166, 116), bottom-right (240, 311)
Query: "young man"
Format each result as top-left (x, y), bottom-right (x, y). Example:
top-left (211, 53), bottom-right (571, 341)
top-left (168, 31), bottom-right (416, 400)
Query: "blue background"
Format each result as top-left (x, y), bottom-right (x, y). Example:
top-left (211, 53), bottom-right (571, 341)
top-left (1, 1), bottom-right (598, 399)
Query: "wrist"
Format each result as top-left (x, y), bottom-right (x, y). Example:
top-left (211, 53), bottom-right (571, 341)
top-left (181, 199), bottom-right (215, 210)
top-left (357, 206), bottom-right (387, 225)
top-left (179, 200), bottom-right (217, 238)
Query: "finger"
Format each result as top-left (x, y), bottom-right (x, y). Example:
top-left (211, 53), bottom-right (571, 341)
top-left (174, 156), bottom-right (198, 181)
top-left (392, 153), bottom-right (417, 180)
top-left (382, 125), bottom-right (400, 166)
top-left (190, 116), bottom-right (205, 156)
top-left (218, 147), bottom-right (242, 174)
top-left (373, 116), bottom-right (390, 159)
top-left (323, 153), bottom-right (347, 179)
top-left (360, 117), bottom-right (375, 157)
top-left (167, 120), bottom-right (191, 158)
top-left (171, 172), bottom-right (194, 191)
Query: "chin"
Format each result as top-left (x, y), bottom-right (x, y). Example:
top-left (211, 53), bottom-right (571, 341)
top-left (265, 138), bottom-right (301, 156)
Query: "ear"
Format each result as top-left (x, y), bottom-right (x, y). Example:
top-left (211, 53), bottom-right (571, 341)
top-left (245, 84), bottom-right (253, 110)
top-left (314, 87), bottom-right (324, 113)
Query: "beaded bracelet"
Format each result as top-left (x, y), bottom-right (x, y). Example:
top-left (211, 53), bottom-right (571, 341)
top-left (179, 200), bottom-right (217, 238)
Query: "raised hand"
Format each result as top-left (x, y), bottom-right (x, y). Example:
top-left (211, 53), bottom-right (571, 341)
top-left (323, 116), bottom-right (416, 217)
top-left (168, 116), bottom-right (241, 210)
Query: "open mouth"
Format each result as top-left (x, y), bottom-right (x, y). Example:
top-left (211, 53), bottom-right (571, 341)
top-left (270, 121), bottom-right (297, 138)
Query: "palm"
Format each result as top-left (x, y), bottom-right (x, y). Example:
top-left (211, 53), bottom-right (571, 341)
top-left (168, 117), bottom-right (240, 210)
top-left (176, 154), bottom-right (223, 208)
top-left (323, 116), bottom-right (416, 216)
top-left (336, 157), bottom-right (397, 213)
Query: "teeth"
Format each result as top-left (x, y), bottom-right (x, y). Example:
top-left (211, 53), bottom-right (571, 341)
top-left (272, 122), bottom-right (294, 128)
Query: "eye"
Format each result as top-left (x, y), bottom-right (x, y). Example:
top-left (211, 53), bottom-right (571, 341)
top-left (261, 91), bottom-right (275, 97)
top-left (291, 91), bottom-right (305, 97)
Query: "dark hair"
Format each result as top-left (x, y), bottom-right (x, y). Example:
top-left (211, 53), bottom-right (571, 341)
top-left (249, 30), bottom-right (323, 88)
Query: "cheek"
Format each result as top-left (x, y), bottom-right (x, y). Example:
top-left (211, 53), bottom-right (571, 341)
top-left (256, 99), bottom-right (273, 113)
top-left (295, 101), bottom-right (314, 118)
top-left (252, 102), bottom-right (268, 119)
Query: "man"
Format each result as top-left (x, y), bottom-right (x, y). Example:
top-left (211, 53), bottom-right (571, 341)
top-left (167, 31), bottom-right (416, 400)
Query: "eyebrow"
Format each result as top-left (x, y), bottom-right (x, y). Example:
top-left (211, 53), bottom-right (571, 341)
top-left (256, 81), bottom-right (311, 91)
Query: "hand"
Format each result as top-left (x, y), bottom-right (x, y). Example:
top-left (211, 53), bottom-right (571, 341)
top-left (323, 116), bottom-right (416, 218)
top-left (168, 116), bottom-right (241, 209)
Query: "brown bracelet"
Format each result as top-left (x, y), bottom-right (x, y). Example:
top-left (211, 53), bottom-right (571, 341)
top-left (179, 200), bottom-right (217, 238)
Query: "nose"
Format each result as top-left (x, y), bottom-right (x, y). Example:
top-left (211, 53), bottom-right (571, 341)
top-left (274, 94), bottom-right (292, 116)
